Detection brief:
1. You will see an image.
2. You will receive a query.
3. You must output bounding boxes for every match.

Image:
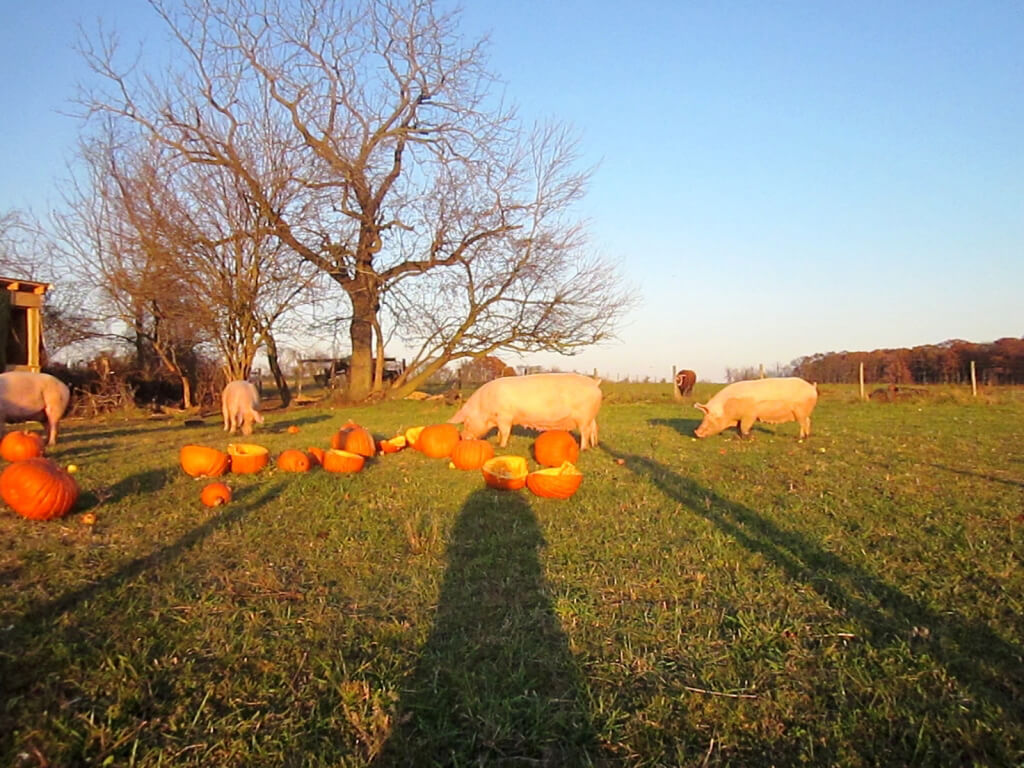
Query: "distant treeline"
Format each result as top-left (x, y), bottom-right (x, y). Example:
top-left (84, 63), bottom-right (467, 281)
top-left (791, 337), bottom-right (1024, 386)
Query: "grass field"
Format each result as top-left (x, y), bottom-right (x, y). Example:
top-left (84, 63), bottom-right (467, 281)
top-left (1, 382), bottom-right (1022, 766)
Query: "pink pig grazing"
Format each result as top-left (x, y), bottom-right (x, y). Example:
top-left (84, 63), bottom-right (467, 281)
top-left (221, 380), bottom-right (264, 436)
top-left (449, 372), bottom-right (603, 449)
top-left (694, 377), bottom-right (818, 440)
top-left (0, 371), bottom-right (71, 446)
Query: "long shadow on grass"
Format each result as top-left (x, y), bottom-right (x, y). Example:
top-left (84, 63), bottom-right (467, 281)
top-left (378, 489), bottom-right (600, 766)
top-left (599, 444), bottom-right (1024, 730)
top-left (0, 481), bottom-right (284, 642)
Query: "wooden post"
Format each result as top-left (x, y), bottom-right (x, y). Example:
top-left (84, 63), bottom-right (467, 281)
top-left (759, 363), bottom-right (765, 379)
top-left (971, 360), bottom-right (977, 397)
top-left (859, 362), bottom-right (865, 401)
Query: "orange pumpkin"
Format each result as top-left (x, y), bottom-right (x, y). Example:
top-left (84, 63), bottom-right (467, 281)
top-left (0, 430), bottom-right (45, 462)
top-left (276, 449), bottom-right (312, 473)
top-left (180, 445), bottom-right (231, 478)
top-left (322, 449), bottom-right (365, 474)
top-left (416, 423), bottom-right (461, 458)
top-left (307, 446), bottom-right (326, 466)
top-left (377, 435), bottom-right (407, 454)
top-left (227, 443), bottom-right (270, 474)
top-left (286, 425), bottom-right (301, 434)
top-left (526, 461), bottom-right (583, 499)
top-left (331, 420), bottom-right (377, 457)
top-left (533, 430), bottom-right (580, 467)
top-left (404, 426), bottom-right (425, 449)
top-left (481, 455), bottom-right (529, 491)
top-left (200, 482), bottom-right (232, 507)
top-left (0, 457), bottom-right (79, 520)
top-left (449, 438), bottom-right (494, 470)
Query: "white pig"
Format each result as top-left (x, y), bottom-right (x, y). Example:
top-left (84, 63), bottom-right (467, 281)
top-left (221, 380), bottom-right (264, 436)
top-left (449, 373), bottom-right (603, 449)
top-left (694, 377), bottom-right (817, 439)
top-left (0, 371), bottom-right (71, 446)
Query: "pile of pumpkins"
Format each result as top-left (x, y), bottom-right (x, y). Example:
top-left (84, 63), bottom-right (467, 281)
top-left (0, 430), bottom-right (80, 521)
top-left (181, 420), bottom-right (583, 505)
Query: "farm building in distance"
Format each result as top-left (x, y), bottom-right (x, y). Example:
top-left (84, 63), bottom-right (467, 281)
top-left (0, 276), bottom-right (50, 372)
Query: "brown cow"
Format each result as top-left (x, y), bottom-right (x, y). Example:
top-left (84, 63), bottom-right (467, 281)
top-left (674, 369), bottom-right (696, 397)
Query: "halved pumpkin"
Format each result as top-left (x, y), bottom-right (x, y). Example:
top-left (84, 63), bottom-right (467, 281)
top-left (307, 446), bottom-right (326, 467)
top-left (180, 445), bottom-right (230, 478)
top-left (481, 455), bottom-right (529, 491)
top-left (404, 426), bottom-right (425, 450)
top-left (526, 461), bottom-right (583, 499)
top-left (377, 435), bottom-right (407, 454)
top-left (322, 449), bottom-right (366, 474)
top-left (227, 443), bottom-right (270, 474)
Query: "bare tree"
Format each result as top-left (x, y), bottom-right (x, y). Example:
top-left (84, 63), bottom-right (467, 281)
top-left (78, 0), bottom-right (633, 401)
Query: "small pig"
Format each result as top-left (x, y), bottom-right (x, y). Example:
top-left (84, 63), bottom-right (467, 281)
top-left (221, 380), bottom-right (264, 436)
top-left (0, 371), bottom-right (71, 446)
top-left (449, 372), bottom-right (603, 449)
top-left (694, 377), bottom-right (817, 439)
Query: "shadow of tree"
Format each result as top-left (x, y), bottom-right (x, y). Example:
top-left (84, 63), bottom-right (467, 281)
top-left (0, 481), bottom-right (284, 661)
top-left (377, 488), bottom-right (601, 766)
top-left (598, 444), bottom-right (1024, 741)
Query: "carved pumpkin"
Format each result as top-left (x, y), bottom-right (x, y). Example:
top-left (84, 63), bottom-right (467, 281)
top-left (404, 426), bottom-right (425, 449)
top-left (0, 430), bottom-right (45, 462)
top-left (481, 455), bottom-right (529, 491)
top-left (180, 445), bottom-right (230, 478)
top-left (449, 438), bottom-right (494, 470)
top-left (533, 430), bottom-right (579, 468)
top-left (416, 423), bottom-right (461, 458)
top-left (0, 457), bottom-right (79, 520)
top-left (276, 449), bottom-right (312, 473)
top-left (307, 446), bottom-right (325, 466)
top-left (377, 435), bottom-right (407, 454)
top-left (331, 420), bottom-right (377, 457)
top-left (322, 449), bottom-right (365, 474)
top-left (200, 482), bottom-right (232, 507)
top-left (526, 461), bottom-right (583, 499)
top-left (227, 443), bottom-right (270, 474)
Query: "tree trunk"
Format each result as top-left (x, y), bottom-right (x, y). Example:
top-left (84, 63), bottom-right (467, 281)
top-left (346, 278), bottom-right (378, 402)
top-left (372, 315), bottom-right (385, 393)
top-left (264, 331), bottom-right (292, 407)
top-left (179, 374), bottom-right (193, 409)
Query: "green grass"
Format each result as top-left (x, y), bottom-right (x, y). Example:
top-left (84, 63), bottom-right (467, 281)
top-left (1, 384), bottom-right (1022, 766)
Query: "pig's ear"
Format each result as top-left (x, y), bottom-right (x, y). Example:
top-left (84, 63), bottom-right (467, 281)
top-left (694, 403), bottom-right (708, 414)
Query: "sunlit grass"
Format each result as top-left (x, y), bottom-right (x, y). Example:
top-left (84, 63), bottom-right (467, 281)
top-left (1, 385), bottom-right (1021, 766)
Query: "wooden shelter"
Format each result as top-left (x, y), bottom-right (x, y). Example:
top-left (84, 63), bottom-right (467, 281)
top-left (0, 277), bottom-right (51, 372)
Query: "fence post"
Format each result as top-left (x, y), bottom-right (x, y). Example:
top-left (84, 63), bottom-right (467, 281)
top-left (759, 363), bottom-right (765, 379)
top-left (859, 362), bottom-right (865, 401)
top-left (971, 360), bottom-right (977, 397)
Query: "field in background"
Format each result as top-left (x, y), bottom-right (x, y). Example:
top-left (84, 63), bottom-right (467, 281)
top-left (1, 383), bottom-right (1022, 766)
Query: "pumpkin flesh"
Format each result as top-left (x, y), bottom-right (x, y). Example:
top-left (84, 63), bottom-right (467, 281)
top-left (526, 461), bottom-right (583, 499)
top-left (322, 449), bottom-right (365, 474)
top-left (180, 445), bottom-right (231, 478)
top-left (481, 455), bottom-right (529, 491)
top-left (227, 443), bottom-right (270, 474)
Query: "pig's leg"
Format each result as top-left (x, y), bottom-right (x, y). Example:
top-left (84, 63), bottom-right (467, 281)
top-left (738, 415), bottom-right (756, 438)
top-left (42, 396), bottom-right (62, 445)
top-left (222, 400), bottom-right (231, 432)
top-left (798, 415), bottom-right (811, 439)
top-left (497, 418), bottom-right (512, 447)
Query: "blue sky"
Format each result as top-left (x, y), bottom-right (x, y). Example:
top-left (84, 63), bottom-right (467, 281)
top-left (2, 1), bottom-right (1021, 380)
